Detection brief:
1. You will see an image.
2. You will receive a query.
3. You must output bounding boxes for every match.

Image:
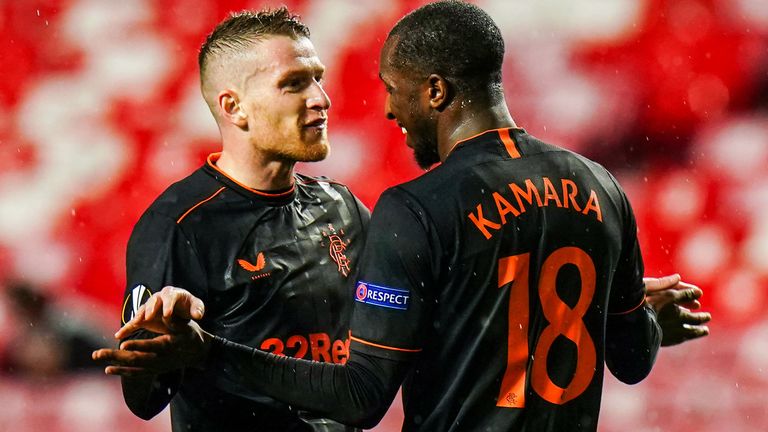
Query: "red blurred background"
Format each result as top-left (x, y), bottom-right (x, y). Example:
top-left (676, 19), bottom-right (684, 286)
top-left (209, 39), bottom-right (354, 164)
top-left (0, 0), bottom-right (766, 430)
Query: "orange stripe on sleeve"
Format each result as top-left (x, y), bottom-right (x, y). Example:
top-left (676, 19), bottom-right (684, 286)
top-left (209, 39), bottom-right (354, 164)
top-left (177, 187), bottom-right (226, 224)
top-left (350, 334), bottom-right (422, 353)
top-left (498, 128), bottom-right (521, 159)
top-left (607, 295), bottom-right (647, 316)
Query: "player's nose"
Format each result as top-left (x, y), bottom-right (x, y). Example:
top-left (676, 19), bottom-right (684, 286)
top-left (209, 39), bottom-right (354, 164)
top-left (307, 81), bottom-right (331, 111)
top-left (385, 95), bottom-right (395, 120)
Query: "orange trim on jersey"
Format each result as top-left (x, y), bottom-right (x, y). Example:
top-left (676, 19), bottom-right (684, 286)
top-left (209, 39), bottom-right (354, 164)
top-left (608, 295), bottom-right (647, 315)
top-left (446, 127), bottom-right (524, 159)
top-left (349, 334), bottom-right (422, 353)
top-left (177, 187), bottom-right (226, 224)
top-left (207, 153), bottom-right (296, 197)
top-left (498, 128), bottom-right (521, 159)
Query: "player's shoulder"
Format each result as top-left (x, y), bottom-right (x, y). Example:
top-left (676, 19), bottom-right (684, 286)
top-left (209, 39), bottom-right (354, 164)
top-left (139, 166), bottom-right (226, 225)
top-left (520, 132), bottom-right (623, 190)
top-left (520, 131), bottom-right (606, 169)
top-left (388, 130), bottom-right (623, 208)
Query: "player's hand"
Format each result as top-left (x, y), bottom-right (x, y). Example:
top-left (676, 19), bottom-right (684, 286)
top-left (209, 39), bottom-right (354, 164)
top-left (92, 320), bottom-right (213, 376)
top-left (644, 274), bottom-right (711, 346)
top-left (115, 286), bottom-right (206, 339)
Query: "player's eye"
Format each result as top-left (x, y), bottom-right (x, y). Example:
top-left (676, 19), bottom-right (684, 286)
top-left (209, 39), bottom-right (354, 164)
top-left (282, 76), bottom-right (309, 92)
top-left (286, 79), bottom-right (303, 90)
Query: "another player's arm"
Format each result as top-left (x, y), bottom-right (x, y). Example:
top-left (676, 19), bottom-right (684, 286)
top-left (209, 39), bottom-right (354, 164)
top-left (604, 188), bottom-right (661, 384)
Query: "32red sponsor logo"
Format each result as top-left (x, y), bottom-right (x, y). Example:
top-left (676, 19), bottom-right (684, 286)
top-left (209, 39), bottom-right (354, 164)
top-left (260, 332), bottom-right (350, 364)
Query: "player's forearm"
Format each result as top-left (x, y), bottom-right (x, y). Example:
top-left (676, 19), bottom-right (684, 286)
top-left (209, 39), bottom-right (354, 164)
top-left (605, 303), bottom-right (661, 384)
top-left (121, 372), bottom-right (181, 420)
top-left (209, 336), bottom-right (406, 428)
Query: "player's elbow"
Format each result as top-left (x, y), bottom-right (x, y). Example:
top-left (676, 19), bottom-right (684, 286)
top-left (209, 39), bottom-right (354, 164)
top-left (330, 364), bottom-right (397, 429)
top-left (122, 384), bottom-right (167, 421)
top-left (606, 348), bottom-right (656, 384)
top-left (335, 404), bottom-right (390, 429)
top-left (121, 374), bottom-right (180, 420)
top-left (126, 401), bottom-right (165, 421)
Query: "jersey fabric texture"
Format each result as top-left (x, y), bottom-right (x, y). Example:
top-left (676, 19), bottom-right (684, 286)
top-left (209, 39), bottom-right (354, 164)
top-left (121, 153), bottom-right (369, 432)
top-left (349, 128), bottom-right (652, 431)
top-left (208, 129), bottom-right (660, 431)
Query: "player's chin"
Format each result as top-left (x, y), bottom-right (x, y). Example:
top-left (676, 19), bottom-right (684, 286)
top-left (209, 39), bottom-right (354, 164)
top-left (294, 139), bottom-right (329, 162)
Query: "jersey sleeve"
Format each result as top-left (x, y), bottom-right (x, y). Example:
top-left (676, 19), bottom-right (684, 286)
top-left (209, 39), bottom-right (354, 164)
top-left (603, 176), bottom-right (661, 384)
top-left (208, 336), bottom-right (410, 429)
top-left (606, 182), bottom-right (646, 314)
top-left (349, 187), bottom-right (437, 360)
top-left (350, 188), bottom-right (372, 229)
top-left (120, 209), bottom-right (208, 420)
top-left (123, 210), bottom-right (208, 321)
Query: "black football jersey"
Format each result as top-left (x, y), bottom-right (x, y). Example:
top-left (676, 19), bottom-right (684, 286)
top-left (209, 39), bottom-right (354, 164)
top-left (349, 128), bottom-right (648, 431)
top-left (122, 153), bottom-right (369, 431)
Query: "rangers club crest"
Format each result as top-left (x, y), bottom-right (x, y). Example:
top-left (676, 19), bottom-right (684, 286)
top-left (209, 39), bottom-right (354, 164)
top-left (322, 224), bottom-right (351, 277)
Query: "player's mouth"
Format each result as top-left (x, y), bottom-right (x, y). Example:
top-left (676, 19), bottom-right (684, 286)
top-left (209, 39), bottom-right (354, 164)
top-left (303, 117), bottom-right (327, 131)
top-left (397, 123), bottom-right (413, 148)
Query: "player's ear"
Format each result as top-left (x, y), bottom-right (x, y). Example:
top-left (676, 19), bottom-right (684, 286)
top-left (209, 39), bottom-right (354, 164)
top-left (218, 91), bottom-right (248, 128)
top-left (427, 74), bottom-right (451, 111)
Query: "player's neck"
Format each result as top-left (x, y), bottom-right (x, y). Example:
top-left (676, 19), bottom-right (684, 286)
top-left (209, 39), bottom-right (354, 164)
top-left (216, 148), bottom-right (295, 191)
top-left (439, 97), bottom-right (516, 161)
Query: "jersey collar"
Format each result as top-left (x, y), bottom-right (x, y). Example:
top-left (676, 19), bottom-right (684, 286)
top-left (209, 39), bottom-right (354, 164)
top-left (204, 153), bottom-right (296, 201)
top-left (445, 127), bottom-right (526, 161)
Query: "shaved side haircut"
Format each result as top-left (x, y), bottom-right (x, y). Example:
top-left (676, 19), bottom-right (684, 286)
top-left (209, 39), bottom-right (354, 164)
top-left (198, 8), bottom-right (310, 116)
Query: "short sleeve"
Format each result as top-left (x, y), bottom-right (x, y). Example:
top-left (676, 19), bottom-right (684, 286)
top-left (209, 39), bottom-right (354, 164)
top-left (607, 189), bottom-right (646, 314)
top-left (121, 210), bottom-right (207, 329)
top-left (349, 188), bottom-right (437, 360)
